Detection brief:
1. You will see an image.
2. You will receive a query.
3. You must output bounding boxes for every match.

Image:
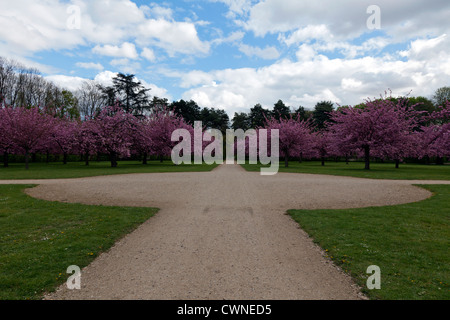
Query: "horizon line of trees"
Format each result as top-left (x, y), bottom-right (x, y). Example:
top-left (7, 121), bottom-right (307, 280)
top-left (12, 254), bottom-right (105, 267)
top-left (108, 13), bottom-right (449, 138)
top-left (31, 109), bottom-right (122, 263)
top-left (1, 95), bottom-right (448, 170)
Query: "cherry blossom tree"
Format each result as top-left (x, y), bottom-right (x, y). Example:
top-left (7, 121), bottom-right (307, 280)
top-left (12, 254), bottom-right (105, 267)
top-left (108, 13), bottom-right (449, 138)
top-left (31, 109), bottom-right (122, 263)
top-left (94, 105), bottom-right (137, 167)
top-left (311, 130), bottom-right (336, 166)
top-left (263, 116), bottom-right (313, 167)
top-left (76, 119), bottom-right (101, 166)
top-left (147, 108), bottom-right (194, 162)
top-left (48, 117), bottom-right (79, 165)
top-left (0, 107), bottom-right (15, 167)
top-left (130, 117), bottom-right (153, 165)
top-left (329, 97), bottom-right (419, 170)
top-left (1, 106), bottom-right (53, 169)
top-left (417, 102), bottom-right (450, 163)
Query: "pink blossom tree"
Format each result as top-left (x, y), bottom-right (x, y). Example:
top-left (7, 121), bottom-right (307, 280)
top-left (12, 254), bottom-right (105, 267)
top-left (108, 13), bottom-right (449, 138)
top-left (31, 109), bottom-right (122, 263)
top-left (94, 105), bottom-right (137, 167)
top-left (262, 116), bottom-right (313, 167)
top-left (1, 106), bottom-right (54, 169)
top-left (76, 119), bottom-right (101, 166)
top-left (0, 107), bottom-right (15, 167)
top-left (147, 108), bottom-right (194, 163)
top-left (417, 102), bottom-right (450, 163)
top-left (311, 130), bottom-right (337, 166)
top-left (329, 97), bottom-right (419, 170)
top-left (130, 117), bottom-right (153, 165)
top-left (48, 117), bottom-right (79, 165)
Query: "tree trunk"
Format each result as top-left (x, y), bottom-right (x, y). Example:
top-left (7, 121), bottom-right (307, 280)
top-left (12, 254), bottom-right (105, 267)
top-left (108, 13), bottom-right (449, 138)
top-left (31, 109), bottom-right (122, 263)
top-left (160, 154), bottom-right (164, 163)
top-left (25, 150), bottom-right (30, 170)
top-left (85, 152), bottom-right (90, 166)
top-left (63, 152), bottom-right (68, 165)
top-left (395, 159), bottom-right (400, 169)
top-left (46, 151), bottom-right (50, 164)
top-left (364, 145), bottom-right (370, 170)
top-left (143, 152), bottom-right (148, 165)
top-left (110, 152), bottom-right (118, 168)
top-left (345, 155), bottom-right (349, 165)
top-left (3, 152), bottom-right (9, 168)
top-left (436, 156), bottom-right (444, 165)
top-left (321, 157), bottom-right (325, 166)
top-left (32, 153), bottom-right (36, 163)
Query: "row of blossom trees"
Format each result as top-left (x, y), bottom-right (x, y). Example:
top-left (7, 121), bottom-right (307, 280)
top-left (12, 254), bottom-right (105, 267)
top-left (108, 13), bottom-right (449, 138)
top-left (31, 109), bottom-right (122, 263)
top-left (1, 95), bottom-right (449, 170)
top-left (259, 96), bottom-right (449, 169)
top-left (0, 105), bottom-right (193, 169)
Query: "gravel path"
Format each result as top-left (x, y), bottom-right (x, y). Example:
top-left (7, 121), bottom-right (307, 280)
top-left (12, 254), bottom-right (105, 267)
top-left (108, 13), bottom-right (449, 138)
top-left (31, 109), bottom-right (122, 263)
top-left (2, 164), bottom-right (449, 300)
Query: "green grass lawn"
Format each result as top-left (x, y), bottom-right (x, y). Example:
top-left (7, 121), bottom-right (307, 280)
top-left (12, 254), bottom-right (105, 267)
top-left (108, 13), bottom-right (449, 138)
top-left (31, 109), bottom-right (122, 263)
top-left (289, 185), bottom-right (450, 300)
top-left (0, 185), bottom-right (158, 300)
top-left (0, 160), bottom-right (218, 180)
top-left (241, 161), bottom-right (450, 180)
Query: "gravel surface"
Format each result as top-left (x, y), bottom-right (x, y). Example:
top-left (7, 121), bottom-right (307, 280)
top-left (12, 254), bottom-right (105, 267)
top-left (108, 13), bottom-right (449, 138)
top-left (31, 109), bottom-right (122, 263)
top-left (2, 164), bottom-right (448, 300)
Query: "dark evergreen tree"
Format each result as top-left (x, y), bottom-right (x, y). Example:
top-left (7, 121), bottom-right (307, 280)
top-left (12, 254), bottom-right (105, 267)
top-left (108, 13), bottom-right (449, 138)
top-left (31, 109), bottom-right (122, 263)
top-left (102, 73), bottom-right (151, 116)
top-left (231, 112), bottom-right (251, 131)
top-left (313, 101), bottom-right (334, 129)
top-left (170, 99), bottom-right (202, 125)
top-left (249, 103), bottom-right (270, 128)
top-left (272, 99), bottom-right (291, 120)
top-left (200, 107), bottom-right (230, 133)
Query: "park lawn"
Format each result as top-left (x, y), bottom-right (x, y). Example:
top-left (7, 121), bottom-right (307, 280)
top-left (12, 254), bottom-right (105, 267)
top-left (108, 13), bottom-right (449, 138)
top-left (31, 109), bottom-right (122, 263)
top-left (288, 185), bottom-right (450, 300)
top-left (0, 160), bottom-right (218, 180)
top-left (0, 185), bottom-right (158, 300)
top-left (241, 161), bottom-right (450, 180)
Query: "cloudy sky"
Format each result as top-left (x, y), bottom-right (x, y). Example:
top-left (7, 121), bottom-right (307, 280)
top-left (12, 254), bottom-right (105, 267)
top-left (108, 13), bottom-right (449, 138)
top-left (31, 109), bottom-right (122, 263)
top-left (1, 0), bottom-right (450, 115)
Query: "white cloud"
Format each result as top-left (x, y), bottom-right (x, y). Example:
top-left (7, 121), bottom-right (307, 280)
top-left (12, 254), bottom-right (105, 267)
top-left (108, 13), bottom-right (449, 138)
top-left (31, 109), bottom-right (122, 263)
top-left (136, 19), bottom-right (210, 56)
top-left (45, 74), bottom-right (87, 91)
top-left (238, 44), bottom-right (280, 60)
top-left (92, 42), bottom-right (139, 59)
top-left (141, 48), bottom-right (156, 62)
top-left (311, 37), bottom-right (390, 59)
top-left (0, 0), bottom-right (209, 58)
top-left (210, 0), bottom-right (253, 18)
top-left (295, 44), bottom-right (318, 61)
top-left (140, 80), bottom-right (172, 101)
top-left (400, 34), bottom-right (448, 60)
top-left (75, 62), bottom-right (104, 71)
top-left (211, 31), bottom-right (245, 45)
top-left (109, 58), bottom-right (141, 74)
top-left (142, 3), bottom-right (173, 20)
top-left (93, 71), bottom-right (118, 87)
top-left (243, 0), bottom-right (450, 42)
top-left (341, 78), bottom-right (363, 91)
top-left (280, 25), bottom-right (332, 45)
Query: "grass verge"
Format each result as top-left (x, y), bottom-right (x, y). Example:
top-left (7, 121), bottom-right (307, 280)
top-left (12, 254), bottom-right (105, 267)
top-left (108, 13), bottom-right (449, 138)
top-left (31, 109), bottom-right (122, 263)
top-left (0, 161), bottom-right (218, 180)
top-left (288, 185), bottom-right (449, 300)
top-left (0, 185), bottom-right (158, 300)
top-left (241, 161), bottom-right (450, 180)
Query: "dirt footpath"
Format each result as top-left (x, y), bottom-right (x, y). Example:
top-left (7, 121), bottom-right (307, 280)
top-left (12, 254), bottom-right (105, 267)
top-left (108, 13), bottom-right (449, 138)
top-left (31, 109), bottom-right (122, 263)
top-left (2, 164), bottom-right (448, 300)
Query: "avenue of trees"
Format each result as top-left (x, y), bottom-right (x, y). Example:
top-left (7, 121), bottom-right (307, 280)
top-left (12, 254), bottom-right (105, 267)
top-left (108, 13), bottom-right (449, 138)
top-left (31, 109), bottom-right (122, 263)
top-left (258, 95), bottom-right (449, 169)
top-left (0, 56), bottom-right (449, 169)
